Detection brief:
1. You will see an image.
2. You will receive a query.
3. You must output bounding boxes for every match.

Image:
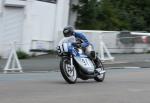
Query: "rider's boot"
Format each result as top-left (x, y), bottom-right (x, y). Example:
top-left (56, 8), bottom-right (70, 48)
top-left (94, 57), bottom-right (101, 68)
top-left (94, 57), bottom-right (106, 74)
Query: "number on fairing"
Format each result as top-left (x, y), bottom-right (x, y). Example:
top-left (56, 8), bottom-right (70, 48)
top-left (57, 46), bottom-right (61, 54)
top-left (81, 58), bottom-right (90, 66)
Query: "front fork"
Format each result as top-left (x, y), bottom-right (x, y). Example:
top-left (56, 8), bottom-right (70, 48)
top-left (64, 55), bottom-right (74, 70)
top-left (70, 55), bottom-right (74, 69)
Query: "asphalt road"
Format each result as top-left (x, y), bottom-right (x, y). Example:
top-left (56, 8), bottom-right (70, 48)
top-left (0, 68), bottom-right (150, 103)
top-left (1, 53), bottom-right (150, 72)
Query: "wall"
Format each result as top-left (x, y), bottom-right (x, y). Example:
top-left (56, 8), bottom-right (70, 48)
top-left (0, 0), bottom-right (70, 58)
top-left (68, 0), bottom-right (78, 27)
top-left (22, 0), bottom-right (70, 52)
top-left (0, 0), bottom-right (3, 14)
top-left (0, 6), bottom-right (25, 58)
top-left (53, 0), bottom-right (70, 49)
top-left (74, 30), bottom-right (150, 54)
top-left (0, 1), bottom-right (3, 57)
top-left (22, 0), bottom-right (57, 52)
top-left (74, 30), bottom-right (119, 53)
top-left (4, 0), bottom-right (26, 7)
top-left (0, 0), bottom-right (26, 58)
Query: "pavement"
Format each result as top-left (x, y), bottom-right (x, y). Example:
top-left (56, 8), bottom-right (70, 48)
top-left (0, 68), bottom-right (150, 103)
top-left (0, 53), bottom-right (150, 72)
top-left (0, 54), bottom-right (150, 103)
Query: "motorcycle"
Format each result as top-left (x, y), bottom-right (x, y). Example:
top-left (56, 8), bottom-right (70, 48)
top-left (57, 36), bottom-right (105, 84)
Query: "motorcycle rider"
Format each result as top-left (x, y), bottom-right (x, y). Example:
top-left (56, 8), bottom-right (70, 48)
top-left (63, 26), bottom-right (101, 68)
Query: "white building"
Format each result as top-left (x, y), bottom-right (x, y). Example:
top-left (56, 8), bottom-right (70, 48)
top-left (0, 0), bottom-right (70, 57)
top-left (0, 0), bottom-right (149, 58)
top-left (68, 0), bottom-right (78, 27)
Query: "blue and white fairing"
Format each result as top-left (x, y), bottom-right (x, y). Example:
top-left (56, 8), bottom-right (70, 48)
top-left (57, 36), bottom-right (95, 73)
top-left (73, 49), bottom-right (95, 74)
top-left (57, 36), bottom-right (76, 55)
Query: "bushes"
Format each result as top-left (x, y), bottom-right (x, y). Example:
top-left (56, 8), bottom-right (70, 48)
top-left (16, 50), bottom-right (29, 59)
top-left (16, 50), bottom-right (57, 59)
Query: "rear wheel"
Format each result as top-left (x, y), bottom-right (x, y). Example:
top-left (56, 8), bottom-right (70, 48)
top-left (94, 58), bottom-right (105, 82)
top-left (60, 57), bottom-right (77, 84)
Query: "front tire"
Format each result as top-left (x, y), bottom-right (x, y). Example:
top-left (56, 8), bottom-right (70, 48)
top-left (94, 58), bottom-right (105, 82)
top-left (60, 57), bottom-right (77, 84)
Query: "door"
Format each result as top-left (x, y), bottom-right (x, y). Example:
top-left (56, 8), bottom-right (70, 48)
top-left (0, 6), bottom-right (24, 57)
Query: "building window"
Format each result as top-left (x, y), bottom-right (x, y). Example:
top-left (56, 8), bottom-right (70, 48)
top-left (37, 0), bottom-right (57, 4)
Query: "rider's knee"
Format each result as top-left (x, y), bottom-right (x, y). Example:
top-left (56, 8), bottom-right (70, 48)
top-left (85, 45), bottom-right (96, 59)
top-left (90, 51), bottom-right (96, 59)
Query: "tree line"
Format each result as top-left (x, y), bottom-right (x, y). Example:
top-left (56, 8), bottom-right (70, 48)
top-left (72, 0), bottom-right (150, 31)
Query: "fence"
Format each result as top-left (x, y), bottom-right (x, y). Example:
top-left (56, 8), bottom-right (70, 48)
top-left (76, 30), bottom-right (150, 53)
top-left (1, 31), bottom-right (150, 58)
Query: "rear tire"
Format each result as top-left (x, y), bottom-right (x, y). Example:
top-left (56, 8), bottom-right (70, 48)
top-left (94, 58), bottom-right (105, 82)
top-left (60, 57), bottom-right (77, 84)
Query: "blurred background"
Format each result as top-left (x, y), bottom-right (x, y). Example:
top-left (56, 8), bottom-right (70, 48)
top-left (0, 0), bottom-right (150, 72)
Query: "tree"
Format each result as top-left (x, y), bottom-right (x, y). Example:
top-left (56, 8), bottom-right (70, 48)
top-left (72, 0), bottom-right (101, 29)
top-left (72, 0), bottom-right (150, 31)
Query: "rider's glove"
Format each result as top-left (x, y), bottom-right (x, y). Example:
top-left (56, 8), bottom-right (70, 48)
top-left (72, 43), bottom-right (81, 48)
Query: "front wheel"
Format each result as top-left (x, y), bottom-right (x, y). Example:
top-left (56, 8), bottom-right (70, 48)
top-left (94, 58), bottom-right (105, 82)
top-left (60, 57), bottom-right (77, 84)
